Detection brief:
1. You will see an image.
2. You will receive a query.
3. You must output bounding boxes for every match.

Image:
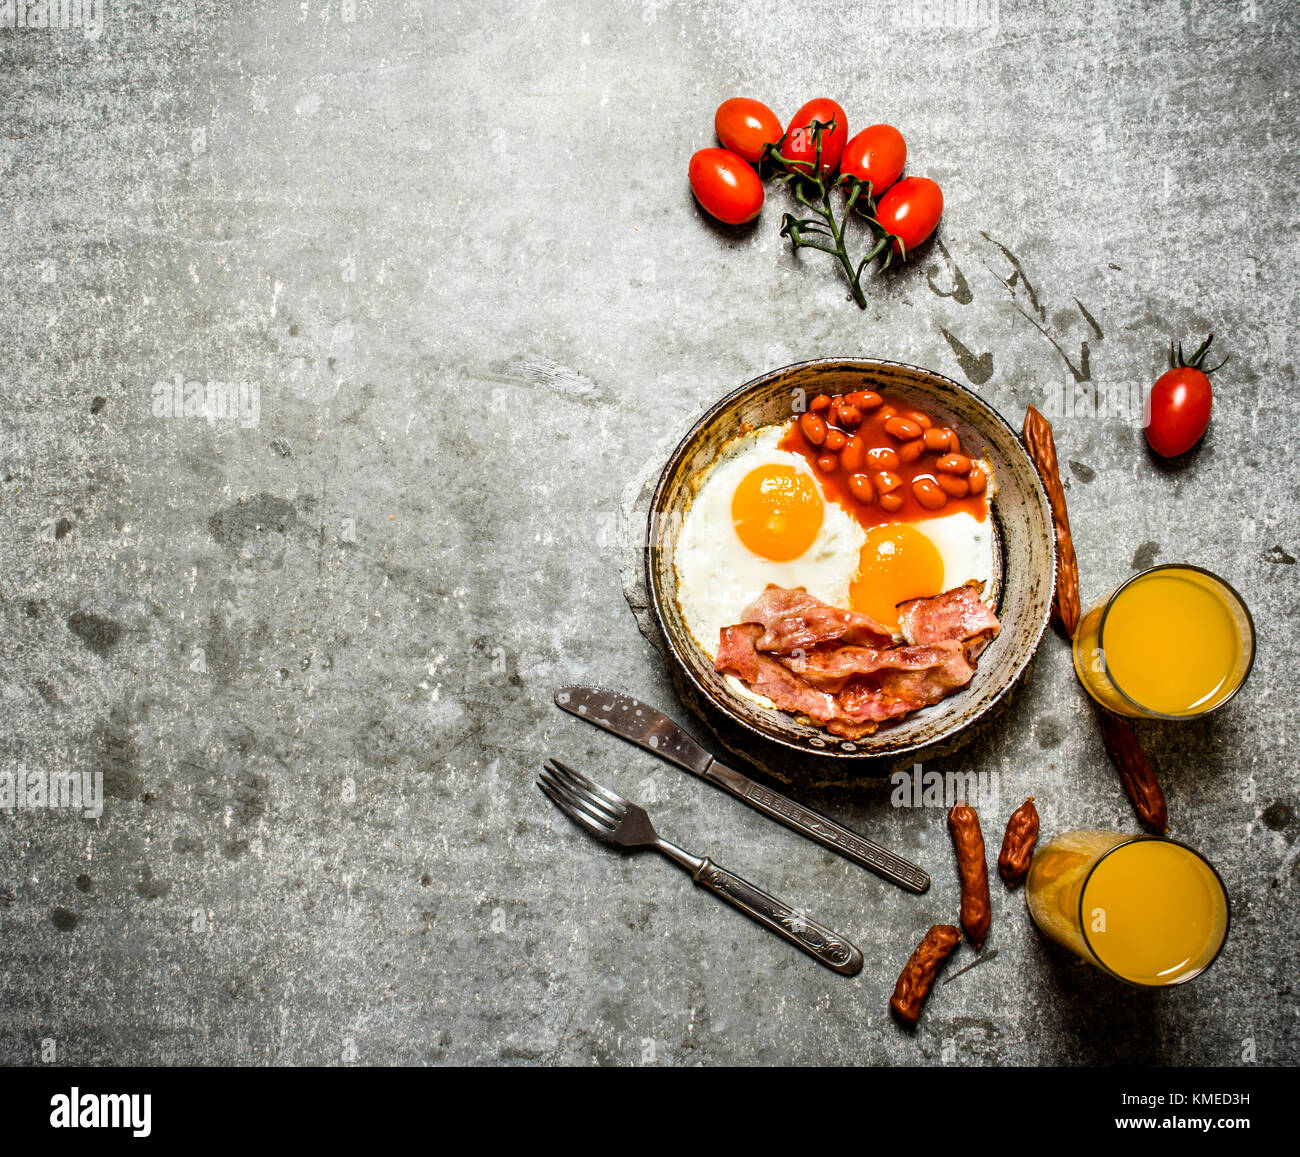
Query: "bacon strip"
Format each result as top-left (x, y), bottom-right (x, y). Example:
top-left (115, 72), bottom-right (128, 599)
top-left (717, 624), bottom-right (840, 724)
top-left (784, 640), bottom-right (973, 693)
top-left (716, 584), bottom-right (1000, 738)
top-left (835, 645), bottom-right (976, 723)
top-left (740, 586), bottom-right (894, 653)
top-left (898, 582), bottom-right (1001, 659)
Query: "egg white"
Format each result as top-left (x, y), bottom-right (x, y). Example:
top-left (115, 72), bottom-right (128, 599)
top-left (674, 425), bottom-right (864, 660)
top-left (911, 508), bottom-right (998, 605)
top-left (673, 425), bottom-right (999, 663)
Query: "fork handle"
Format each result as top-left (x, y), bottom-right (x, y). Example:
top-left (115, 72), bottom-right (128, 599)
top-left (690, 858), bottom-right (864, 976)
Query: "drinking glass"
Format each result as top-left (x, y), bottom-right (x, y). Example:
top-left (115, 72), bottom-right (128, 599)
top-left (1026, 830), bottom-right (1229, 987)
top-left (1072, 564), bottom-right (1254, 720)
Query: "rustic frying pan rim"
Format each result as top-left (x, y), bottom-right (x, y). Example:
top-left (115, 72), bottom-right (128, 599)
top-left (644, 356), bottom-right (1056, 762)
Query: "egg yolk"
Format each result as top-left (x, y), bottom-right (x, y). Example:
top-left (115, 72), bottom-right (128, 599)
top-left (731, 465), bottom-right (824, 561)
top-left (850, 523), bottom-right (945, 633)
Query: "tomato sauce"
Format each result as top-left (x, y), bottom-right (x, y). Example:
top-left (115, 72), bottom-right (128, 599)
top-left (779, 390), bottom-right (989, 529)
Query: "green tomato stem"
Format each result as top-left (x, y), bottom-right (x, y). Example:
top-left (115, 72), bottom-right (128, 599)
top-left (764, 120), bottom-right (896, 309)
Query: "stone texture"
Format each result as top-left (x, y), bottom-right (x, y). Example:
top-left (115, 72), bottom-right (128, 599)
top-left (0, 0), bottom-right (1296, 1066)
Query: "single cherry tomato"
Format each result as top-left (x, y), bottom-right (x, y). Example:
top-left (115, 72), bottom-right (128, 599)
top-left (781, 98), bottom-right (848, 176)
top-left (688, 147), bottom-right (763, 225)
top-left (714, 97), bottom-right (782, 165)
top-left (839, 124), bottom-right (906, 199)
top-left (1144, 335), bottom-right (1223, 457)
top-left (874, 176), bottom-right (943, 257)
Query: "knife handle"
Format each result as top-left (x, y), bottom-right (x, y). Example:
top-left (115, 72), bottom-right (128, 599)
top-left (690, 858), bottom-right (864, 976)
top-left (708, 766), bottom-right (931, 894)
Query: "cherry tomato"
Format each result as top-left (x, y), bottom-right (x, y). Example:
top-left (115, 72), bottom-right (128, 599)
top-left (1145, 339), bottom-right (1219, 457)
top-left (688, 147), bottom-right (763, 225)
top-left (840, 124), bottom-right (906, 199)
top-left (781, 98), bottom-right (848, 176)
top-left (874, 176), bottom-right (943, 256)
top-left (714, 97), bottom-right (782, 165)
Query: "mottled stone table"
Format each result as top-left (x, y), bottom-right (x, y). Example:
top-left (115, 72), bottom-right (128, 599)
top-left (1, 0), bottom-right (1295, 1065)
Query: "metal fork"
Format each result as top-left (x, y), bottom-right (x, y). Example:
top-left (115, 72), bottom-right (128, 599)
top-left (538, 758), bottom-right (864, 976)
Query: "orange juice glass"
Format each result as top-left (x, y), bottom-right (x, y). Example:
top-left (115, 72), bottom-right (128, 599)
top-left (1026, 831), bottom-right (1229, 986)
top-left (1072, 564), bottom-right (1254, 719)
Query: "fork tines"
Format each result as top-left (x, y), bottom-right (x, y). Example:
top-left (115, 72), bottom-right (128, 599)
top-left (537, 758), bottom-right (627, 835)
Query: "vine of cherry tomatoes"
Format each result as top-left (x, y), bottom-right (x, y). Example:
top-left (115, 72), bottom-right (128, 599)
top-left (690, 97), bottom-right (944, 306)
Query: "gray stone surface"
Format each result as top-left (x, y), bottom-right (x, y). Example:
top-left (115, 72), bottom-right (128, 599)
top-left (1, 0), bottom-right (1296, 1066)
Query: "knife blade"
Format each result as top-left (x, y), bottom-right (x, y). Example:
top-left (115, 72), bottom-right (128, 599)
top-left (554, 686), bottom-right (930, 894)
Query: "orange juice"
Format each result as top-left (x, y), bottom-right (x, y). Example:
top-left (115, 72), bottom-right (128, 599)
top-left (1073, 565), bottom-right (1254, 719)
top-left (1026, 832), bottom-right (1229, 986)
top-left (1082, 839), bottom-right (1228, 984)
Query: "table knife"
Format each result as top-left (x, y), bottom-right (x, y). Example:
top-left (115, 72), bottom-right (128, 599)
top-left (554, 685), bottom-right (930, 894)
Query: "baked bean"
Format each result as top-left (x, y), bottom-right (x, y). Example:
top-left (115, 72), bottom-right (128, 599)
top-left (799, 411), bottom-right (827, 446)
top-left (846, 390), bottom-right (883, 410)
top-left (835, 403), bottom-right (862, 428)
top-left (923, 427), bottom-right (953, 453)
top-left (847, 472), bottom-right (875, 503)
top-left (866, 446), bottom-right (900, 470)
top-left (936, 452), bottom-right (972, 475)
top-left (825, 429), bottom-right (848, 452)
top-left (877, 406), bottom-right (897, 423)
top-left (816, 454), bottom-right (838, 473)
top-left (906, 411), bottom-right (933, 430)
top-left (875, 470), bottom-right (903, 494)
top-left (810, 394), bottom-right (832, 412)
top-left (879, 492), bottom-right (904, 513)
top-left (840, 435), bottom-right (865, 472)
top-left (898, 438), bottom-right (925, 464)
top-left (936, 473), bottom-right (970, 498)
top-left (884, 416), bottom-right (923, 441)
top-left (940, 428), bottom-right (961, 454)
top-left (967, 466), bottom-right (987, 495)
top-left (912, 476), bottom-right (948, 511)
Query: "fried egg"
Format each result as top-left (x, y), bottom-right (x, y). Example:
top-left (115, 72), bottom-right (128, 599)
top-left (850, 512), bottom-right (997, 634)
top-left (674, 422), bottom-right (998, 658)
top-left (675, 427), bottom-right (864, 659)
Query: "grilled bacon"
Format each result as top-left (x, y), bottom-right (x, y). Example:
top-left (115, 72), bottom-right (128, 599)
top-left (716, 584), bottom-right (1001, 739)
